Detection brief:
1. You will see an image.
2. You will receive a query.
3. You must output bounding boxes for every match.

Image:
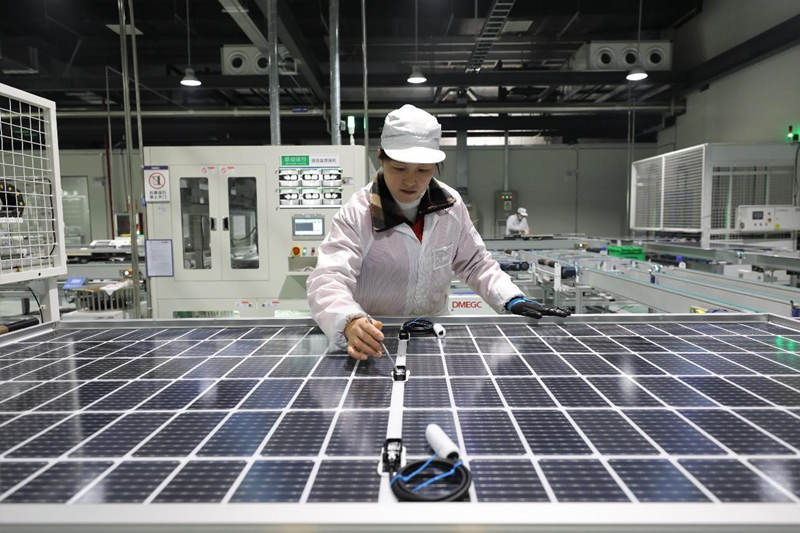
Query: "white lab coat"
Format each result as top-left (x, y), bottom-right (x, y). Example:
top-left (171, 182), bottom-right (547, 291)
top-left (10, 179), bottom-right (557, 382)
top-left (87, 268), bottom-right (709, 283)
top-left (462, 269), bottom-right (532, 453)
top-left (307, 180), bottom-right (523, 347)
top-left (505, 213), bottom-right (530, 236)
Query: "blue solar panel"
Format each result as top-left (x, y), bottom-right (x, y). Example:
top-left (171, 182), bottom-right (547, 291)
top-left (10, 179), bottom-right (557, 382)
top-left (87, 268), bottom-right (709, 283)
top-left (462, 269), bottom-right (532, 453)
top-left (2, 318), bottom-right (800, 515)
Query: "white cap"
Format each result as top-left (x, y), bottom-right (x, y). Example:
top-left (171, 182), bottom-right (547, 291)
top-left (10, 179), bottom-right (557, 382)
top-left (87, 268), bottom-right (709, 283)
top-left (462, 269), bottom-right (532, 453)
top-left (517, 207), bottom-right (528, 217)
top-left (381, 104), bottom-right (446, 164)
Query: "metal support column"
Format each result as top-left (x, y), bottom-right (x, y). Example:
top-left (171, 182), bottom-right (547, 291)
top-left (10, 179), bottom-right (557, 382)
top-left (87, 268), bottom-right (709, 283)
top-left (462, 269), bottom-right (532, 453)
top-left (456, 131), bottom-right (468, 189)
top-left (267, 0), bottom-right (281, 144)
top-left (329, 0), bottom-right (341, 145)
top-left (116, 0), bottom-right (141, 318)
top-left (361, 0), bottom-right (369, 179)
top-left (503, 130), bottom-right (509, 190)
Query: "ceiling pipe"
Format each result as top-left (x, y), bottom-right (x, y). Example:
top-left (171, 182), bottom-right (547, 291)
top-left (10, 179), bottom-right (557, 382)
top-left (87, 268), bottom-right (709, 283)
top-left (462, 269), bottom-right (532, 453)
top-left (53, 103), bottom-right (682, 119)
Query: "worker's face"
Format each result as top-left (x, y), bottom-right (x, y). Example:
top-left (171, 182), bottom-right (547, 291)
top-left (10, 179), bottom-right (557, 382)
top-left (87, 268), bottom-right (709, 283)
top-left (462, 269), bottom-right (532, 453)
top-left (381, 158), bottom-right (435, 203)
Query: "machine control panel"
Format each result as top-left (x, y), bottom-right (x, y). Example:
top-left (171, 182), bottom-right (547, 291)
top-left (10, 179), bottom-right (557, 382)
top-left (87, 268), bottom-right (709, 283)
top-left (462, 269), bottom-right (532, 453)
top-left (736, 205), bottom-right (800, 232)
top-left (292, 214), bottom-right (325, 239)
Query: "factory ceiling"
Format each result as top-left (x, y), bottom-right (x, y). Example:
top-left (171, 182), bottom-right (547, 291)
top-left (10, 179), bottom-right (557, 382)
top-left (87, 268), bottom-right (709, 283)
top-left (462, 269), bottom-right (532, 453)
top-left (0, 1), bottom-right (796, 147)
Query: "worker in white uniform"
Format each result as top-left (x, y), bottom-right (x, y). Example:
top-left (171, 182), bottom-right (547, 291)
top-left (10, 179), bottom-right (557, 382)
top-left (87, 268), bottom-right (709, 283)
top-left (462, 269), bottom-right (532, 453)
top-left (505, 207), bottom-right (530, 237)
top-left (307, 105), bottom-right (570, 360)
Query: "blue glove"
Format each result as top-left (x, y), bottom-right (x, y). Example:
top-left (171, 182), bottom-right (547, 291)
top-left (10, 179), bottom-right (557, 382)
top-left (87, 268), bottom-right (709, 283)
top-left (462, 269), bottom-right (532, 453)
top-left (506, 296), bottom-right (571, 319)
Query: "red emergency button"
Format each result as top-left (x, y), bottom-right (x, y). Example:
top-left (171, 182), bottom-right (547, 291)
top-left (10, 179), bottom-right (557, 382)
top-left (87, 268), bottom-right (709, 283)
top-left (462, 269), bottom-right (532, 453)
top-left (291, 246), bottom-right (301, 257)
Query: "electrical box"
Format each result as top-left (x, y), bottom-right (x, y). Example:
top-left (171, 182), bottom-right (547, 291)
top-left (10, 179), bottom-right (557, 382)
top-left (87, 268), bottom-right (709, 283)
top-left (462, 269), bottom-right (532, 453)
top-left (494, 190), bottom-right (517, 218)
top-left (494, 190), bottom-right (518, 237)
top-left (736, 205), bottom-right (800, 232)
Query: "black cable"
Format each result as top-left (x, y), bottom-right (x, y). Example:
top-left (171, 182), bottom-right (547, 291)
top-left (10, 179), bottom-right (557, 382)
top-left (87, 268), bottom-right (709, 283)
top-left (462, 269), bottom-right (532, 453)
top-left (401, 317), bottom-right (435, 335)
top-left (390, 458), bottom-right (471, 502)
top-left (27, 287), bottom-right (43, 324)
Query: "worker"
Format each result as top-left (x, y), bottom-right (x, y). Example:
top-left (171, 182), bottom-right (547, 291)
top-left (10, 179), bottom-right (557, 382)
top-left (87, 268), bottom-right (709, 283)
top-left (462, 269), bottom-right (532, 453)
top-left (505, 207), bottom-right (530, 237)
top-left (307, 104), bottom-right (570, 360)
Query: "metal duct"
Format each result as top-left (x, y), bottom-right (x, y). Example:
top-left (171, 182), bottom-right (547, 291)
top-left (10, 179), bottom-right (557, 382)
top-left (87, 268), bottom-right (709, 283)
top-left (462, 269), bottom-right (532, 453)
top-left (54, 103), bottom-right (681, 119)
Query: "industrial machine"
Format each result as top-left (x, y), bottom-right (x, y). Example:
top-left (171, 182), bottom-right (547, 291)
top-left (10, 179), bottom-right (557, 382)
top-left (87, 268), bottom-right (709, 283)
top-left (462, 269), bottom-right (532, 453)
top-left (630, 143), bottom-right (798, 248)
top-left (520, 246), bottom-right (800, 316)
top-left (143, 145), bottom-right (368, 318)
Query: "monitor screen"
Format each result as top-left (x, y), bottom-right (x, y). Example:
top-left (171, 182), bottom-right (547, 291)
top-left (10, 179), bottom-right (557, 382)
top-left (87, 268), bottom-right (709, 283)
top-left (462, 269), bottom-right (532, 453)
top-left (752, 211), bottom-right (764, 220)
top-left (293, 216), bottom-right (324, 237)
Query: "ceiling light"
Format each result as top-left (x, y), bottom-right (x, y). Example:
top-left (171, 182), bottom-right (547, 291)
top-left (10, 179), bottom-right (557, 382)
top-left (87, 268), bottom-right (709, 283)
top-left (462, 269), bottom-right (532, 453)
top-left (407, 66), bottom-right (427, 84)
top-left (626, 0), bottom-right (647, 82)
top-left (180, 0), bottom-right (201, 88)
top-left (626, 65), bottom-right (648, 81)
top-left (180, 67), bottom-right (201, 87)
top-left (407, 0), bottom-right (428, 85)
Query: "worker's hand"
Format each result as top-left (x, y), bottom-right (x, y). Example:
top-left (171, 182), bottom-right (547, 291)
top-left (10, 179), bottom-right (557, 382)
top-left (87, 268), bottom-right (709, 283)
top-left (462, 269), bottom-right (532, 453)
top-left (507, 297), bottom-right (571, 319)
top-left (344, 317), bottom-right (384, 360)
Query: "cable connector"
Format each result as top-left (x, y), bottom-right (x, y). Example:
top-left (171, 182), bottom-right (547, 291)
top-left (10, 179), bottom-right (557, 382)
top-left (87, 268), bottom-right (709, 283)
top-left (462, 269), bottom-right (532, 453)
top-left (398, 330), bottom-right (410, 340)
top-left (381, 438), bottom-right (404, 474)
top-left (392, 365), bottom-right (408, 381)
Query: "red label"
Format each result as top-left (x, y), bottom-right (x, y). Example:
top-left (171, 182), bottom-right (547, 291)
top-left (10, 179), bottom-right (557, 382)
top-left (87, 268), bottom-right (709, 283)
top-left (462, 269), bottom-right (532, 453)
top-left (451, 300), bottom-right (482, 309)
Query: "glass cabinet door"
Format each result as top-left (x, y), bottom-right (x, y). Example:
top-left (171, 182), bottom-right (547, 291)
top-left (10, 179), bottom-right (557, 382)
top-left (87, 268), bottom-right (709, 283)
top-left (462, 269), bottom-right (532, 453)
top-left (227, 177), bottom-right (259, 270)
top-left (221, 168), bottom-right (269, 281)
top-left (179, 177), bottom-right (211, 270)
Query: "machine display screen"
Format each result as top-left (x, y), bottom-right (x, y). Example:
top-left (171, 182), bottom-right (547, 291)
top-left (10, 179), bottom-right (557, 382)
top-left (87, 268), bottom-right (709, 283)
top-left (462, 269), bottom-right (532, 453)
top-left (752, 211), bottom-right (764, 220)
top-left (293, 216), bottom-right (324, 237)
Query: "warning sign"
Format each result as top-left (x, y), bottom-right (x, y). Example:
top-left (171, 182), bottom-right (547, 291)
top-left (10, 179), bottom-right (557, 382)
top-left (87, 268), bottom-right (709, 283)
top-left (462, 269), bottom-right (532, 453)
top-left (144, 165), bottom-right (170, 203)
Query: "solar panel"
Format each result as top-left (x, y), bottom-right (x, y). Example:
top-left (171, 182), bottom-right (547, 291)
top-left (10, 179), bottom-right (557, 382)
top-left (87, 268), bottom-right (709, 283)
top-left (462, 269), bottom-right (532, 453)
top-left (1, 315), bottom-right (800, 527)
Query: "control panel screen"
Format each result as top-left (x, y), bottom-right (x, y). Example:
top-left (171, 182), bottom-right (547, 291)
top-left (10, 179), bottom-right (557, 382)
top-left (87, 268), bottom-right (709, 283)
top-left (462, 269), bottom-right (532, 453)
top-left (752, 211), bottom-right (764, 220)
top-left (293, 216), bottom-right (324, 237)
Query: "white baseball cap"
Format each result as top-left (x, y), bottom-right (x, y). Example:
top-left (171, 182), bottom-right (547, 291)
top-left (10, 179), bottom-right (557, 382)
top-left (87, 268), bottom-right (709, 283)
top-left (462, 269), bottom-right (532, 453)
top-left (381, 104), bottom-right (446, 164)
top-left (517, 207), bottom-right (528, 217)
